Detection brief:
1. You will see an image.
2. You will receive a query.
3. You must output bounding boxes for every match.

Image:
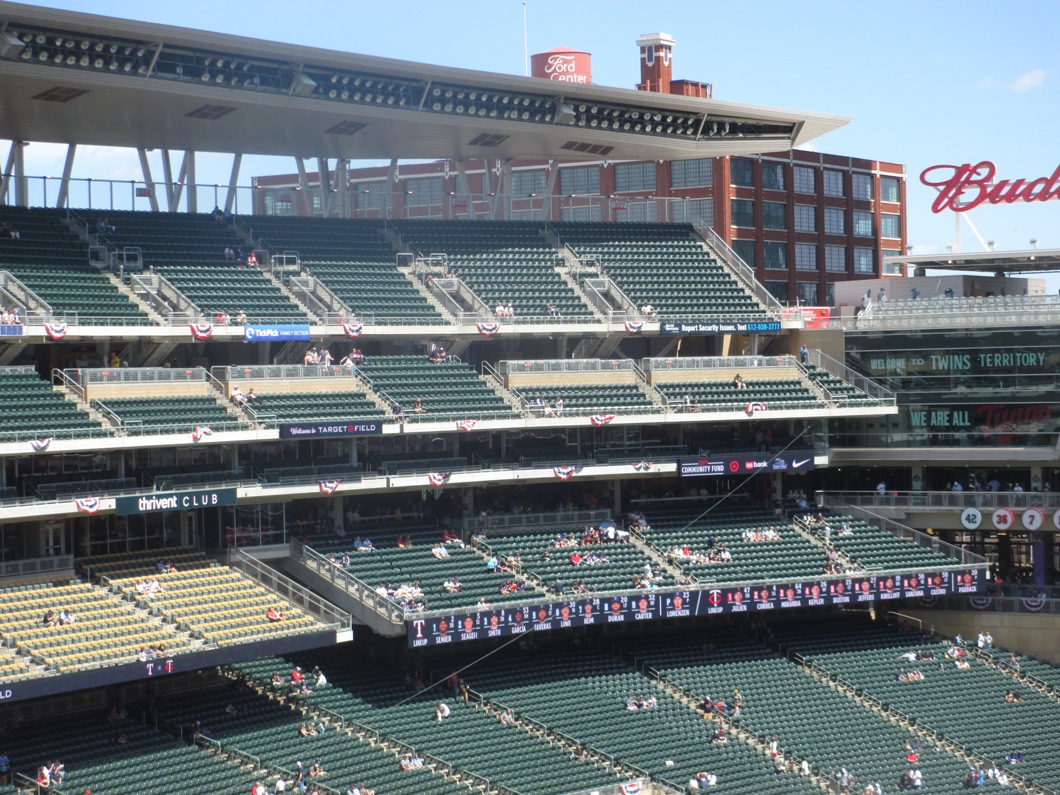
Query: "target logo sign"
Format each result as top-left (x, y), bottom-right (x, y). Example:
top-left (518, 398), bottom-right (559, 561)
top-left (992, 508), bottom-right (1014, 531)
top-left (728, 460), bottom-right (740, 473)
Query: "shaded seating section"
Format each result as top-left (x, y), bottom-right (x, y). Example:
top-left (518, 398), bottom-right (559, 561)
top-left (448, 644), bottom-right (820, 794)
top-left (313, 530), bottom-right (546, 612)
top-left (0, 256), bottom-right (150, 321)
top-left (0, 205), bottom-right (88, 266)
top-left (514, 383), bottom-right (656, 416)
top-left (90, 394), bottom-right (241, 435)
top-left (802, 364), bottom-right (878, 406)
top-left (89, 550), bottom-right (325, 647)
top-left (485, 529), bottom-right (677, 594)
top-left (230, 650), bottom-right (624, 795)
top-left (157, 666), bottom-right (474, 795)
top-left (769, 614), bottom-right (1060, 789)
top-left (638, 506), bottom-right (830, 584)
top-left (308, 260), bottom-right (447, 321)
top-left (392, 220), bottom-right (594, 319)
top-left (803, 513), bottom-right (960, 571)
top-left (619, 631), bottom-right (974, 791)
top-left (553, 221), bottom-right (770, 319)
top-left (0, 580), bottom-right (188, 673)
top-left (0, 714), bottom-right (254, 795)
top-left (0, 366), bottom-right (106, 440)
top-left (246, 390), bottom-right (386, 424)
top-left (654, 375), bottom-right (825, 413)
top-left (357, 355), bottom-right (516, 420)
top-left (94, 210), bottom-right (306, 321)
top-left (28, 473), bottom-right (137, 501)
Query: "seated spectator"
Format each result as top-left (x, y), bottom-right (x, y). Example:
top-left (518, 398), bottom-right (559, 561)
top-left (443, 577), bottom-right (462, 593)
top-left (732, 373), bottom-right (746, 389)
top-left (498, 707), bottom-right (515, 726)
top-left (308, 760), bottom-right (327, 778)
top-left (298, 723), bottom-right (316, 737)
top-left (434, 702), bottom-right (450, 721)
top-left (224, 246), bottom-right (235, 261)
top-left (235, 310), bottom-right (247, 326)
top-left (58, 608), bottom-right (76, 626)
top-left (230, 385), bottom-right (246, 405)
top-left (41, 609), bottom-right (57, 627)
top-left (96, 218), bottom-right (116, 234)
top-left (546, 302), bottom-right (560, 317)
top-left (243, 388), bottom-right (257, 404)
top-left (641, 302), bottom-right (657, 317)
top-left (431, 544), bottom-right (450, 559)
top-left (413, 397), bottom-right (426, 414)
top-left (246, 251), bottom-right (259, 268)
top-left (212, 206), bottom-right (224, 222)
top-left (266, 606), bottom-right (284, 622)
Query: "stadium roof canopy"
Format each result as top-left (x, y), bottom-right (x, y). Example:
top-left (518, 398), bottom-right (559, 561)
top-left (884, 249), bottom-right (1060, 275)
top-left (0, 2), bottom-right (849, 162)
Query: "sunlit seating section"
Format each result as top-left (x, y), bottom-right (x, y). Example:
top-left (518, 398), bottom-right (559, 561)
top-left (357, 355), bottom-right (516, 420)
top-left (768, 615), bottom-right (1060, 790)
top-left (654, 374), bottom-right (824, 413)
top-left (392, 220), bottom-right (594, 319)
top-left (0, 205), bottom-right (90, 266)
top-left (514, 383), bottom-right (656, 416)
top-left (90, 394), bottom-right (240, 435)
top-left (485, 528), bottom-right (677, 594)
top-left (229, 650), bottom-right (624, 795)
top-left (804, 514), bottom-right (960, 571)
top-left (247, 390), bottom-right (386, 424)
top-left (0, 366), bottom-right (105, 440)
top-left (93, 210), bottom-right (307, 321)
top-left (0, 580), bottom-right (188, 673)
top-left (553, 221), bottom-right (770, 319)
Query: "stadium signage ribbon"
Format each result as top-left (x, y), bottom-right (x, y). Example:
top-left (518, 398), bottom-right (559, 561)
top-left (115, 488), bottom-right (237, 516)
top-left (679, 455), bottom-right (813, 477)
top-left (243, 323), bottom-right (311, 342)
top-left (406, 570), bottom-right (984, 647)
top-left (278, 421), bottom-right (382, 438)
top-left (660, 320), bottom-right (781, 335)
top-left (920, 160), bottom-right (1060, 214)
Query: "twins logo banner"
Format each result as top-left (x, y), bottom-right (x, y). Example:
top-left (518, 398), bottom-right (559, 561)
top-left (341, 320), bottom-right (364, 338)
top-left (427, 472), bottom-right (452, 487)
top-left (476, 322), bottom-right (501, 338)
top-left (318, 480), bottom-right (342, 495)
top-left (189, 322), bottom-right (214, 341)
top-left (44, 322), bottom-right (68, 340)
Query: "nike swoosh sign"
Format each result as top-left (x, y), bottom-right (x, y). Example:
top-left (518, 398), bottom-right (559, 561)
top-left (793, 458), bottom-right (811, 468)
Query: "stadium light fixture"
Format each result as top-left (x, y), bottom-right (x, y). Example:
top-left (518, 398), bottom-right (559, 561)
top-left (0, 31), bottom-right (26, 61)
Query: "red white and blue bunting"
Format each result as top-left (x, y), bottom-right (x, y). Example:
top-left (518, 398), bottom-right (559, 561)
top-left (623, 320), bottom-right (644, 334)
top-left (552, 465), bottom-right (578, 481)
top-left (189, 322), bottom-right (213, 341)
top-left (75, 497), bottom-right (101, 515)
top-left (969, 596), bottom-right (992, 610)
top-left (476, 322), bottom-right (501, 338)
top-left (427, 472), bottom-right (452, 487)
top-left (44, 322), bottom-right (68, 341)
top-left (590, 415), bottom-right (615, 427)
top-left (1022, 596), bottom-right (1047, 613)
top-left (620, 783), bottom-right (643, 795)
top-left (745, 401), bottom-right (768, 415)
top-left (341, 320), bottom-right (364, 338)
top-left (455, 419), bottom-right (478, 433)
top-left (918, 596), bottom-right (938, 608)
top-left (29, 437), bottom-right (54, 453)
top-left (319, 480), bottom-right (342, 495)
top-left (191, 425), bottom-right (213, 443)
top-left (631, 461), bottom-right (654, 472)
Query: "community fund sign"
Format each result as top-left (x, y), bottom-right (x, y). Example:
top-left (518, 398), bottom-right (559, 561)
top-left (920, 160), bottom-right (1060, 213)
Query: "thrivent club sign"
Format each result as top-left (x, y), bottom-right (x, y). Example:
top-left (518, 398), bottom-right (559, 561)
top-left (920, 160), bottom-right (1060, 213)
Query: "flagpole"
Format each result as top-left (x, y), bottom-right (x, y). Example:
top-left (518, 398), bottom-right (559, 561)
top-left (523, 0), bottom-right (529, 76)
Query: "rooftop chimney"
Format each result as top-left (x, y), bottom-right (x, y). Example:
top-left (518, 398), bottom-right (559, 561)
top-left (636, 33), bottom-right (675, 94)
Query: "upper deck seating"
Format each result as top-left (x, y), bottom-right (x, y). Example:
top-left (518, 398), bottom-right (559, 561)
top-left (357, 355), bottom-right (516, 420)
top-left (392, 220), bottom-right (594, 320)
top-left (553, 221), bottom-right (770, 319)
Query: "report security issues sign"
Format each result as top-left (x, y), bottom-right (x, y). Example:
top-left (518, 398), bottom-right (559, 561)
top-left (115, 488), bottom-right (238, 516)
top-left (660, 320), bottom-right (781, 335)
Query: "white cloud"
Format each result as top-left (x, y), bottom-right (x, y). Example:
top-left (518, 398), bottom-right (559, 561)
top-left (794, 142), bottom-right (818, 152)
top-left (1012, 68), bottom-right (1046, 92)
top-left (978, 76), bottom-right (998, 90)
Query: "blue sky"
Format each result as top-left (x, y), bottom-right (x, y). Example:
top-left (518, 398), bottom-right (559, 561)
top-left (8, 0), bottom-right (1060, 260)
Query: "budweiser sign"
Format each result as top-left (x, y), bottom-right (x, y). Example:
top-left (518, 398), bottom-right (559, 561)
top-left (920, 160), bottom-right (1060, 213)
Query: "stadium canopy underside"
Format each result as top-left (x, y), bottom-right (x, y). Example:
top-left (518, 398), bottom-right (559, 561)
top-left (0, 1), bottom-right (848, 162)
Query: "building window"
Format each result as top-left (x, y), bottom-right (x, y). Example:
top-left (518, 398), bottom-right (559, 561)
top-left (614, 162), bottom-right (656, 192)
top-left (851, 173), bottom-right (873, 201)
top-left (263, 190), bottom-right (297, 216)
top-left (853, 210), bottom-right (874, 237)
top-left (794, 204), bottom-right (816, 233)
top-left (764, 241), bottom-right (787, 269)
top-left (763, 201), bottom-right (786, 230)
top-left (880, 213), bottom-right (901, 239)
top-left (673, 198), bottom-right (713, 227)
top-left (512, 169), bottom-right (548, 196)
top-left (765, 281), bottom-right (788, 303)
top-left (621, 201), bottom-right (658, 222)
top-left (730, 198), bottom-right (754, 227)
top-left (793, 167), bottom-right (816, 194)
top-left (560, 166), bottom-right (600, 195)
top-left (880, 175), bottom-right (901, 203)
top-left (795, 243), bottom-right (817, 271)
top-left (762, 163), bottom-right (785, 191)
top-left (854, 246), bottom-right (875, 274)
top-left (561, 204), bottom-right (602, 222)
top-left (824, 245), bottom-right (846, 273)
top-left (670, 158), bottom-right (713, 189)
top-left (882, 249), bottom-right (903, 275)
top-left (796, 282), bottom-right (819, 305)
top-left (732, 239), bottom-right (755, 268)
top-left (406, 176), bottom-right (443, 206)
top-left (824, 207), bottom-right (845, 235)
top-left (354, 181), bottom-right (387, 211)
top-left (823, 170), bottom-right (844, 197)
top-left (731, 158), bottom-right (754, 187)
top-left (825, 282), bottom-right (836, 306)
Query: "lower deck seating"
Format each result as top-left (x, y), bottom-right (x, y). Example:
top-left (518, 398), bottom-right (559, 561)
top-left (514, 383), bottom-right (656, 416)
top-left (246, 390), bottom-right (385, 424)
top-left (0, 366), bottom-right (105, 440)
top-left (358, 355), bottom-right (516, 420)
top-left (91, 395), bottom-right (242, 435)
top-left (655, 377), bottom-right (824, 413)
